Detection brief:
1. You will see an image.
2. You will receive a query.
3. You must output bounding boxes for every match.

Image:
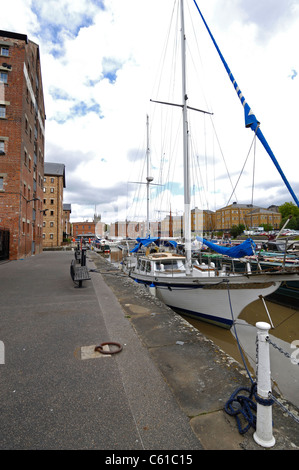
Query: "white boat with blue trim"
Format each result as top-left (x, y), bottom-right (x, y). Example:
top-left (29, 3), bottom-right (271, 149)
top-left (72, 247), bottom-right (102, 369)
top-left (130, 248), bottom-right (298, 328)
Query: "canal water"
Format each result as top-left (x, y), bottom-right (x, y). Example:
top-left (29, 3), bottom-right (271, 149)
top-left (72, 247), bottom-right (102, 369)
top-left (108, 248), bottom-right (299, 409)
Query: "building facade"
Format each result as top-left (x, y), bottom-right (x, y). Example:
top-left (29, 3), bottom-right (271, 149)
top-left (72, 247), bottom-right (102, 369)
top-left (0, 30), bottom-right (45, 259)
top-left (107, 202), bottom-right (282, 240)
top-left (215, 202), bottom-right (281, 232)
top-left (72, 221), bottom-right (96, 240)
top-left (43, 163), bottom-right (65, 247)
top-left (63, 203), bottom-right (72, 240)
top-left (244, 207), bottom-right (281, 230)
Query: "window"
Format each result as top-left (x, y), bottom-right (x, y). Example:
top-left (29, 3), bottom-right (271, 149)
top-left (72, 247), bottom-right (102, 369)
top-left (0, 177), bottom-right (3, 190)
top-left (50, 188), bottom-right (54, 193)
top-left (50, 199), bottom-right (54, 205)
top-left (51, 178), bottom-right (54, 183)
top-left (0, 47), bottom-right (9, 57)
top-left (50, 222), bottom-right (54, 227)
top-left (0, 141), bottom-right (4, 155)
top-left (0, 106), bottom-right (6, 118)
top-left (0, 72), bottom-right (7, 84)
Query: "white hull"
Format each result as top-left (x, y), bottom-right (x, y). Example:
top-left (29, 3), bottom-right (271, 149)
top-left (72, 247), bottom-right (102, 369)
top-left (130, 255), bottom-right (299, 327)
top-left (153, 278), bottom-right (281, 328)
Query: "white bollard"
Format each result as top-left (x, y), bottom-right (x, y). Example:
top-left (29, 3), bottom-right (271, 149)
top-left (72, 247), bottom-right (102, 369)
top-left (253, 321), bottom-right (276, 448)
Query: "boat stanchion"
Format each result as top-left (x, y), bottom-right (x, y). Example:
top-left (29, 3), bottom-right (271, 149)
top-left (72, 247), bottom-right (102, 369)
top-left (253, 322), bottom-right (276, 448)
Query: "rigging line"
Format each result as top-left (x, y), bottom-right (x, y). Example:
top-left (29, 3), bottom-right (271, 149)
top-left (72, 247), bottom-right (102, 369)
top-left (251, 130), bottom-right (257, 207)
top-left (149, 1), bottom-right (177, 109)
top-left (226, 126), bottom-right (259, 207)
top-left (159, 112), bottom-right (182, 215)
top-left (189, 124), bottom-right (208, 210)
top-left (185, 2), bottom-right (214, 118)
top-left (208, 114), bottom-right (238, 202)
top-left (127, 141), bottom-right (148, 222)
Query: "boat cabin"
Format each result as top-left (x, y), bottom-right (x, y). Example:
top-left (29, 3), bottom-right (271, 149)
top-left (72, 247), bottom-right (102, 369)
top-left (136, 252), bottom-right (186, 275)
top-left (134, 252), bottom-right (220, 277)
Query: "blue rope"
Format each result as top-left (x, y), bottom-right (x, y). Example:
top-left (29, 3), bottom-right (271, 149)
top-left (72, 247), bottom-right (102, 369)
top-left (224, 383), bottom-right (257, 434)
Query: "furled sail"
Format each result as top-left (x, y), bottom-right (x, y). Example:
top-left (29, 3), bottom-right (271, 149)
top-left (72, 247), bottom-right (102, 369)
top-left (192, 0), bottom-right (299, 208)
top-left (196, 237), bottom-right (256, 258)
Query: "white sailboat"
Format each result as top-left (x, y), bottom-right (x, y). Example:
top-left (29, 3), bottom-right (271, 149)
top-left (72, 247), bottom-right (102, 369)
top-left (128, 0), bottom-right (299, 328)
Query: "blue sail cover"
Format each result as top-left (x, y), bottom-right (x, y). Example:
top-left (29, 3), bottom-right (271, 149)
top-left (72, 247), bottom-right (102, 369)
top-left (196, 237), bottom-right (256, 258)
top-left (130, 237), bottom-right (178, 253)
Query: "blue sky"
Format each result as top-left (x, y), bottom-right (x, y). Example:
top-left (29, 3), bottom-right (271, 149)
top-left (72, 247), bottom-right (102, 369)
top-left (1, 0), bottom-right (299, 223)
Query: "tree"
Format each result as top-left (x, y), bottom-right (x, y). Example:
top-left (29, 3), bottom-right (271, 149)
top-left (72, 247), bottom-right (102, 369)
top-left (261, 223), bottom-right (273, 232)
top-left (279, 202), bottom-right (299, 230)
top-left (230, 224), bottom-right (245, 238)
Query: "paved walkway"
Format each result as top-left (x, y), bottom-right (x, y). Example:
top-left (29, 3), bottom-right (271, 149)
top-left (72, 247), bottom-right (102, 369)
top-left (0, 251), bottom-right (202, 450)
top-left (0, 250), bottom-right (298, 452)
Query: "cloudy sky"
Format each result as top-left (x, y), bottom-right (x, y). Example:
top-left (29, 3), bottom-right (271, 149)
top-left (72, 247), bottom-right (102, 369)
top-left (1, 0), bottom-right (299, 224)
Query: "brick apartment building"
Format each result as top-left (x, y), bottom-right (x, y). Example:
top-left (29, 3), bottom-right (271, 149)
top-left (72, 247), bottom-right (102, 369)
top-left (72, 221), bottom-right (96, 240)
top-left (0, 30), bottom-right (45, 260)
top-left (43, 162), bottom-right (65, 247)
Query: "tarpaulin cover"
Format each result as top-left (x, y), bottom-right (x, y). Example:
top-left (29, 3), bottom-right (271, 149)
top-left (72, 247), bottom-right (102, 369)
top-left (130, 237), bottom-right (178, 253)
top-left (196, 237), bottom-right (256, 258)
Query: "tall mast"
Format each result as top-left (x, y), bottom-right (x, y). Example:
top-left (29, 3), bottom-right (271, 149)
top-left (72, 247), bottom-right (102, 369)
top-left (180, 0), bottom-right (192, 273)
top-left (146, 114), bottom-right (153, 237)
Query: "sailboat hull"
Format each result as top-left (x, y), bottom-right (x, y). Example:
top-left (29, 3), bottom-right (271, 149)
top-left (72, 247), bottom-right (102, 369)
top-left (132, 268), bottom-right (298, 327)
top-left (153, 279), bottom-right (281, 328)
top-left (129, 250), bottom-right (299, 328)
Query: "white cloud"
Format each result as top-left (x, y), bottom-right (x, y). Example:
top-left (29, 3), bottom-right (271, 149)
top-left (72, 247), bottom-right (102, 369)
top-left (1, 0), bottom-right (299, 224)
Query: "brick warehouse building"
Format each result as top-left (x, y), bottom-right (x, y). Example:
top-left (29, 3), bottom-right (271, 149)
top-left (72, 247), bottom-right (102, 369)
top-left (0, 30), bottom-right (45, 260)
top-left (43, 162), bottom-right (65, 248)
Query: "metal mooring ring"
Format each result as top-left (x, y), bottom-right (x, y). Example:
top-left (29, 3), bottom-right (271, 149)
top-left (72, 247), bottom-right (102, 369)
top-left (94, 342), bottom-right (123, 355)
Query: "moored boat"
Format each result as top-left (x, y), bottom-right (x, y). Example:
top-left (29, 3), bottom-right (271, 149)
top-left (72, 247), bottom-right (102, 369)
top-left (128, 0), bottom-right (299, 328)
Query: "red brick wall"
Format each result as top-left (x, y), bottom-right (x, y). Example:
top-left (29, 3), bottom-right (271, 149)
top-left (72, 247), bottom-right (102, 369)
top-left (0, 32), bottom-right (45, 259)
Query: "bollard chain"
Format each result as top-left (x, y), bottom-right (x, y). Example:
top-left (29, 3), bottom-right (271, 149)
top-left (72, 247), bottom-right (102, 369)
top-left (263, 337), bottom-right (299, 425)
top-left (266, 337), bottom-right (299, 365)
top-left (268, 393), bottom-right (299, 425)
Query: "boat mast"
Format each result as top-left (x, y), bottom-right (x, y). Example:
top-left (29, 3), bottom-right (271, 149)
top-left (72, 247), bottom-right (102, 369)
top-left (180, 0), bottom-right (192, 273)
top-left (146, 114), bottom-right (153, 237)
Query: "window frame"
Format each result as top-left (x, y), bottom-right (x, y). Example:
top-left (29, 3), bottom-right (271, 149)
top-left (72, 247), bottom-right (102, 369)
top-left (0, 105), bottom-right (6, 119)
top-left (0, 47), bottom-right (9, 57)
top-left (0, 72), bottom-right (8, 84)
